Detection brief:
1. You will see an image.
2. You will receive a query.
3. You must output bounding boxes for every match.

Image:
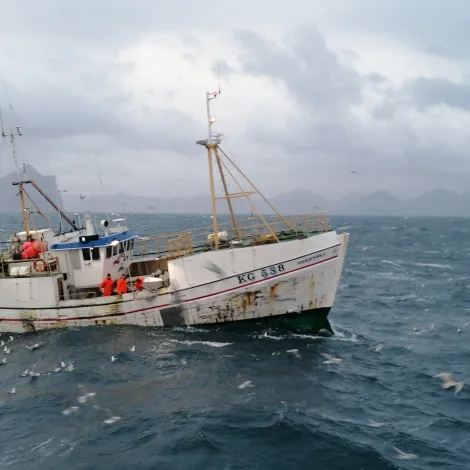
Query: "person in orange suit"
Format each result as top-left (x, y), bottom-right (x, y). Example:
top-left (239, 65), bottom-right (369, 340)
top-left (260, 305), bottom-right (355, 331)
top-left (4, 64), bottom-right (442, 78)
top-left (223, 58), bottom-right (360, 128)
top-left (116, 274), bottom-right (128, 295)
top-left (100, 273), bottom-right (114, 296)
top-left (134, 276), bottom-right (144, 291)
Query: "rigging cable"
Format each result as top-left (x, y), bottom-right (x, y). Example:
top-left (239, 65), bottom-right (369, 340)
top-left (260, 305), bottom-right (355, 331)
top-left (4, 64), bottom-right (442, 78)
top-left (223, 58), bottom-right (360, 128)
top-left (95, 151), bottom-right (110, 226)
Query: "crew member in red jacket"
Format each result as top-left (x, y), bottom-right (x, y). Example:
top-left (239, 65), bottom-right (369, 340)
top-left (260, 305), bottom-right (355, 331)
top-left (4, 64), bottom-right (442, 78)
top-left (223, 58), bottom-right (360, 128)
top-left (100, 273), bottom-right (114, 296)
top-left (116, 274), bottom-right (128, 295)
top-left (134, 276), bottom-right (144, 291)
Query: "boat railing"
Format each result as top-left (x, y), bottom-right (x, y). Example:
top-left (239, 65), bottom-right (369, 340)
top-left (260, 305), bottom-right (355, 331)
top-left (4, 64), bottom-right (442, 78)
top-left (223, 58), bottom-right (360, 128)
top-left (0, 255), bottom-right (60, 278)
top-left (134, 212), bottom-right (330, 259)
top-left (166, 231), bottom-right (194, 260)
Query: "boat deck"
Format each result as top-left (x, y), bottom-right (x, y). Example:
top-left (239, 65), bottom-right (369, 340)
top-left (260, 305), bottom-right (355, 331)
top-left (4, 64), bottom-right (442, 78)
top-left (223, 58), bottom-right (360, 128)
top-left (133, 212), bottom-right (330, 260)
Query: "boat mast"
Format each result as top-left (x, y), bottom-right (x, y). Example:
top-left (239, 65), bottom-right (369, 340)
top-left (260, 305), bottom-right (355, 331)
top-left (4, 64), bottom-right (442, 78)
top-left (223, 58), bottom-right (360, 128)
top-left (1, 121), bottom-right (31, 238)
top-left (197, 88), bottom-right (295, 248)
top-left (205, 91), bottom-right (219, 248)
top-left (203, 90), bottom-right (240, 247)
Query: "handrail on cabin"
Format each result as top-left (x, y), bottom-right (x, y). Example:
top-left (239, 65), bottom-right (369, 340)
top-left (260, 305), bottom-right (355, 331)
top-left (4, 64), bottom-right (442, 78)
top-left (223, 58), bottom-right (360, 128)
top-left (134, 212), bottom-right (330, 259)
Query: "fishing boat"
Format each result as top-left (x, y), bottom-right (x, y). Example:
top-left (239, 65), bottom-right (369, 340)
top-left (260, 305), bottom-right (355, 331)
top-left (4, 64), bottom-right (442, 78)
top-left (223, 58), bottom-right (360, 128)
top-left (0, 91), bottom-right (349, 334)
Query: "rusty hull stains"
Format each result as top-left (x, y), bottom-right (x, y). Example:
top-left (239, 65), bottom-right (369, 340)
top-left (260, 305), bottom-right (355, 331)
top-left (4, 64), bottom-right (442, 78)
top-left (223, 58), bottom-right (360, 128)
top-left (19, 309), bottom-right (39, 321)
top-left (309, 294), bottom-right (328, 310)
top-left (269, 283), bottom-right (280, 300)
top-left (94, 301), bottom-right (123, 326)
top-left (309, 275), bottom-right (316, 309)
top-left (230, 290), bottom-right (262, 312)
top-left (22, 320), bottom-right (36, 333)
top-left (93, 317), bottom-right (122, 326)
top-left (202, 289), bottom-right (263, 323)
top-left (310, 275), bottom-right (316, 289)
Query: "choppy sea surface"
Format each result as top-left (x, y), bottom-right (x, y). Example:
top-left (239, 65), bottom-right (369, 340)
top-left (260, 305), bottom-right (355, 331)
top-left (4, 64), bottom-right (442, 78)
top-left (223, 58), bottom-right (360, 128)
top-left (0, 213), bottom-right (469, 469)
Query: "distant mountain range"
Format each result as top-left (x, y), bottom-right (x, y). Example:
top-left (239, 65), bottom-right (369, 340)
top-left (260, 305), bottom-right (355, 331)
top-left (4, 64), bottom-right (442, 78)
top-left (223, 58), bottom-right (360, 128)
top-left (336, 189), bottom-right (470, 217)
top-left (62, 187), bottom-right (470, 217)
top-left (0, 166), bottom-right (469, 216)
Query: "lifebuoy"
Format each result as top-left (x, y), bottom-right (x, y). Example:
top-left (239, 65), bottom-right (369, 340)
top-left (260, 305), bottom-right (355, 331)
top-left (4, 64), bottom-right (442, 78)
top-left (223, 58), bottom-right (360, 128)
top-left (33, 260), bottom-right (45, 273)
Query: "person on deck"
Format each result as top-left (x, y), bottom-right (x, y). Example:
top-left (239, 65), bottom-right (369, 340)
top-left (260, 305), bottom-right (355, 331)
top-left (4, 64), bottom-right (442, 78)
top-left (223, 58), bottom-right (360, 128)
top-left (100, 273), bottom-right (114, 296)
top-left (116, 274), bottom-right (128, 295)
top-left (134, 276), bottom-right (144, 291)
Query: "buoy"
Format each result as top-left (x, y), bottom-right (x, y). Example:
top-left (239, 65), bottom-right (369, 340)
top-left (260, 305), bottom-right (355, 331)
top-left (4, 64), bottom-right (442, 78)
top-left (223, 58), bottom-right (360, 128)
top-left (22, 241), bottom-right (33, 251)
top-left (25, 246), bottom-right (35, 258)
top-left (33, 240), bottom-right (46, 254)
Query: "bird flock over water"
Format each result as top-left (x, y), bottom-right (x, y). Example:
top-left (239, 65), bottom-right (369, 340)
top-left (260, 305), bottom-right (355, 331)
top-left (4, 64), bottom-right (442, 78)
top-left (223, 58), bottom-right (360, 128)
top-left (239, 329), bottom-right (466, 462)
top-left (1, 327), bottom-right (466, 462)
top-left (1, 334), bottom-right (137, 426)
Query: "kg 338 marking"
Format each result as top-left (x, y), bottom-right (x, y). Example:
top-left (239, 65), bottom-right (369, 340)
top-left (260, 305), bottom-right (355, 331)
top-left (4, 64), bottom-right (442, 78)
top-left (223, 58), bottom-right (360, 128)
top-left (237, 264), bottom-right (285, 284)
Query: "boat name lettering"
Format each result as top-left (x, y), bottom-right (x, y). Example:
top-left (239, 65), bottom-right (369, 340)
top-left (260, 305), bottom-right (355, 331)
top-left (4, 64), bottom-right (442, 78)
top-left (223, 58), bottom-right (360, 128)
top-left (297, 252), bottom-right (326, 266)
top-left (237, 272), bottom-right (256, 284)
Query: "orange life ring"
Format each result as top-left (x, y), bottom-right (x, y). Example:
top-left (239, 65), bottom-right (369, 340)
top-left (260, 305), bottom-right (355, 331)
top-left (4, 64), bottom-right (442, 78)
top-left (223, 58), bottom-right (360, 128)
top-left (33, 260), bottom-right (45, 273)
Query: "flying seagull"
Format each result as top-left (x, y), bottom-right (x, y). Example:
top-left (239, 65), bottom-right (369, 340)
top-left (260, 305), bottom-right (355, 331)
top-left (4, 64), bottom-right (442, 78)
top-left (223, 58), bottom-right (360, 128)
top-left (393, 446), bottom-right (418, 460)
top-left (434, 372), bottom-right (464, 393)
top-left (238, 380), bottom-right (255, 389)
top-left (321, 353), bottom-right (343, 365)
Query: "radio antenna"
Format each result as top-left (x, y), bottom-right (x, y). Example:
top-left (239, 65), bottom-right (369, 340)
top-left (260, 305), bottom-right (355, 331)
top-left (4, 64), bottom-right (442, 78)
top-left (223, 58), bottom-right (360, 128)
top-left (217, 63), bottom-right (221, 94)
top-left (0, 106), bottom-right (5, 138)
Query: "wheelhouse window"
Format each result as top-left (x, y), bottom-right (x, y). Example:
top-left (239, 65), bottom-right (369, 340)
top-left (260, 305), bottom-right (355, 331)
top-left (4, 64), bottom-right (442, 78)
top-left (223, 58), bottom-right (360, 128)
top-left (91, 247), bottom-right (100, 260)
top-left (106, 246), bottom-right (112, 258)
top-left (82, 248), bottom-right (91, 261)
top-left (112, 244), bottom-right (118, 256)
top-left (119, 242), bottom-right (124, 254)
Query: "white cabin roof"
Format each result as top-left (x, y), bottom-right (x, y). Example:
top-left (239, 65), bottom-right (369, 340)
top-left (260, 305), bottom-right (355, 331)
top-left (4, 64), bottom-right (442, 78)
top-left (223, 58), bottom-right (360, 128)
top-left (16, 228), bottom-right (52, 237)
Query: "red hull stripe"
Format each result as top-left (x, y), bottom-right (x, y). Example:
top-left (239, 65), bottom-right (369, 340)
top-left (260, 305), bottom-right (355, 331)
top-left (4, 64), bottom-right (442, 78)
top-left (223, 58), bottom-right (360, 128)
top-left (0, 254), bottom-right (338, 323)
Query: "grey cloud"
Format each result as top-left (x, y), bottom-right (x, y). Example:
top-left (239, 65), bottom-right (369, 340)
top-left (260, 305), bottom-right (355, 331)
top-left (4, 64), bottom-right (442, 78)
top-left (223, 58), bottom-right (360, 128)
top-left (371, 102), bottom-right (396, 120)
top-left (326, 0), bottom-right (470, 59)
top-left (371, 76), bottom-right (470, 118)
top-left (234, 25), bottom-right (363, 117)
top-left (367, 73), bottom-right (388, 85)
top-left (227, 24), bottom-right (470, 196)
top-left (3, 81), bottom-right (201, 157)
top-left (211, 60), bottom-right (237, 81)
top-left (8, 86), bottom-right (126, 140)
top-left (1, 2), bottom-right (469, 199)
top-left (404, 77), bottom-right (470, 112)
top-left (0, 0), bottom-right (273, 46)
top-left (0, 1), bottom-right (173, 47)
top-left (248, 118), bottom-right (364, 158)
top-left (230, 25), bottom-right (369, 156)
top-left (0, 3), bottom-right (212, 198)
top-left (3, 0), bottom-right (469, 60)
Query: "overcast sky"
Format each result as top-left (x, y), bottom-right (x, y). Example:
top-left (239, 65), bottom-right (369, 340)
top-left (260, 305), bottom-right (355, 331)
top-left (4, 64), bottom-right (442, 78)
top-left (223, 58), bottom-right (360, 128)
top-left (0, 0), bottom-right (469, 201)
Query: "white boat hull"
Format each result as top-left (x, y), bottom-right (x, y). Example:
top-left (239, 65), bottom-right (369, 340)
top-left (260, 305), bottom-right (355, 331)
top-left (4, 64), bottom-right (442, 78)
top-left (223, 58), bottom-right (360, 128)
top-left (0, 231), bottom-right (348, 334)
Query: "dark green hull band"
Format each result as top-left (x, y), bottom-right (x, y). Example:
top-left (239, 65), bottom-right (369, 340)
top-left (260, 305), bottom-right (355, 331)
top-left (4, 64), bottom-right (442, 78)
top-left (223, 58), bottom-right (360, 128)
top-left (275, 307), bottom-right (333, 334)
top-left (194, 307), bottom-right (333, 335)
